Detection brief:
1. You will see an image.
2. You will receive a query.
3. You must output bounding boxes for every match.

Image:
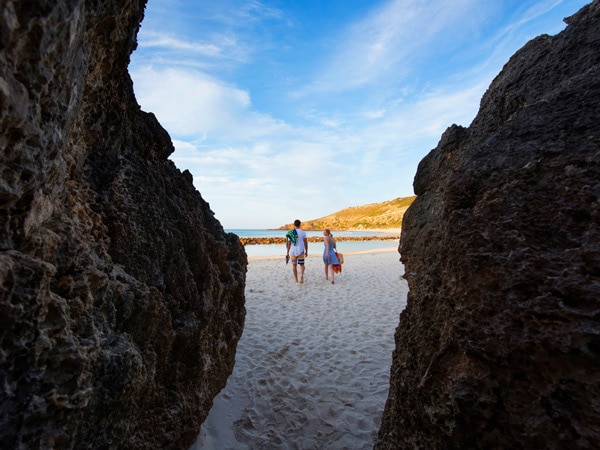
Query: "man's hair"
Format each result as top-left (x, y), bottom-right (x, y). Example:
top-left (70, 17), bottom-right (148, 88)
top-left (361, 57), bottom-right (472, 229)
top-left (294, 219), bottom-right (301, 227)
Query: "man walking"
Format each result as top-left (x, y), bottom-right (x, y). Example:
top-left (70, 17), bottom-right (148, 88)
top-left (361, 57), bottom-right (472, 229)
top-left (286, 219), bottom-right (308, 283)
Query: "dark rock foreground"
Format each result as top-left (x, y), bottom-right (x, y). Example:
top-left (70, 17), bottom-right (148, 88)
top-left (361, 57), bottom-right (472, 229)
top-left (377, 1), bottom-right (599, 448)
top-left (0, 1), bottom-right (246, 448)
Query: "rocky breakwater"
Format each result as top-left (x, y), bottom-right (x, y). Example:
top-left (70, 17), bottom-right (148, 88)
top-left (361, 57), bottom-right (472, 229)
top-left (0, 1), bottom-right (246, 448)
top-left (239, 235), bottom-right (399, 246)
top-left (377, 2), bottom-right (599, 449)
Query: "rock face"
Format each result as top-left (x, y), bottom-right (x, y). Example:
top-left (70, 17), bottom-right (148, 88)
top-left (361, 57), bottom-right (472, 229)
top-left (377, 2), bottom-right (599, 448)
top-left (0, 1), bottom-right (246, 448)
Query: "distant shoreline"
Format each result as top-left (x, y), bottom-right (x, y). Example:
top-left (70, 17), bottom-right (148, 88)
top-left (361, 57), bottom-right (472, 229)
top-left (240, 233), bottom-right (400, 246)
top-left (269, 227), bottom-right (402, 234)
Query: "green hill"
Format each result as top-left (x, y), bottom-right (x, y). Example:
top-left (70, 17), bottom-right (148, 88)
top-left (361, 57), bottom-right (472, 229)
top-left (278, 196), bottom-right (416, 231)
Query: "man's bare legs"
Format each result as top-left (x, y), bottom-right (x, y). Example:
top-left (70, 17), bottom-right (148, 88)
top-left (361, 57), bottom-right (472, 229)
top-left (291, 257), bottom-right (305, 283)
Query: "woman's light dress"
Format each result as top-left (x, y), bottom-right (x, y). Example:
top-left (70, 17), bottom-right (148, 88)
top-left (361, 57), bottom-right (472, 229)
top-left (323, 236), bottom-right (340, 265)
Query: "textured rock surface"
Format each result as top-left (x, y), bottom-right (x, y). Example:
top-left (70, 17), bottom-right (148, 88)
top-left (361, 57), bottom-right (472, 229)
top-left (378, 2), bottom-right (599, 448)
top-left (0, 1), bottom-right (246, 448)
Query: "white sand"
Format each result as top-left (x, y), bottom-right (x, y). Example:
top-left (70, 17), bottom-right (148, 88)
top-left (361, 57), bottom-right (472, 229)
top-left (191, 248), bottom-right (408, 449)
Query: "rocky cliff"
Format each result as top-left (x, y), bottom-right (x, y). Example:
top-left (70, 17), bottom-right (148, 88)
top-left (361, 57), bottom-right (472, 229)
top-left (378, 1), bottom-right (599, 448)
top-left (0, 1), bottom-right (246, 448)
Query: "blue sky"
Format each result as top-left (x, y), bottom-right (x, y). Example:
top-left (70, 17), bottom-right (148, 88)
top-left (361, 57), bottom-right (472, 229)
top-left (129, 0), bottom-right (588, 229)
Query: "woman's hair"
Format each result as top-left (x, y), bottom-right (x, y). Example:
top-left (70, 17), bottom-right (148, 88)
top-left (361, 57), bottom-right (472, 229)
top-left (325, 229), bottom-right (332, 236)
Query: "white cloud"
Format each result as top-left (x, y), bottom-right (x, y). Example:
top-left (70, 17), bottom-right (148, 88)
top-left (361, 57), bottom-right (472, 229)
top-left (321, 117), bottom-right (345, 128)
top-left (297, 0), bottom-right (482, 95)
top-left (130, 0), bottom-right (586, 228)
top-left (139, 31), bottom-right (227, 56)
top-left (131, 66), bottom-right (289, 141)
top-left (363, 109), bottom-right (386, 119)
top-left (508, 0), bottom-right (567, 32)
top-left (162, 74), bottom-right (489, 227)
top-left (131, 37), bottom-right (494, 227)
top-left (170, 138), bottom-right (345, 228)
top-left (132, 66), bottom-right (247, 137)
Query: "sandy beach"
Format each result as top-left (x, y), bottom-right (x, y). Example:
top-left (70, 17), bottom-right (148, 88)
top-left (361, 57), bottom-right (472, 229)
top-left (191, 248), bottom-right (408, 449)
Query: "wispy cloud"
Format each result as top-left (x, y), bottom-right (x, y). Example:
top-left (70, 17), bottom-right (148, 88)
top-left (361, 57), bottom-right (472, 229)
top-left (130, 0), bottom-right (587, 227)
top-left (170, 137), bottom-right (346, 227)
top-left (509, 0), bottom-right (569, 31)
top-left (131, 66), bottom-right (288, 140)
top-left (294, 0), bottom-right (482, 96)
top-left (135, 1), bottom-right (287, 69)
top-left (139, 31), bottom-right (227, 56)
top-left (161, 76), bottom-right (489, 226)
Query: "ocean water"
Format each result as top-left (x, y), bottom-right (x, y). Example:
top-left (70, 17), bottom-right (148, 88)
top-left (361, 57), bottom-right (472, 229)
top-left (225, 229), bottom-right (399, 258)
top-left (225, 229), bottom-right (398, 239)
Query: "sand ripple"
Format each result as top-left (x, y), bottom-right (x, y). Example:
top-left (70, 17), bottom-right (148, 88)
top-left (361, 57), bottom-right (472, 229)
top-left (192, 250), bottom-right (408, 449)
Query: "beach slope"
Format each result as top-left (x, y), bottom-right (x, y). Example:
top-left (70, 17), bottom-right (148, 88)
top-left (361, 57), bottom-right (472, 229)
top-left (193, 249), bottom-right (407, 449)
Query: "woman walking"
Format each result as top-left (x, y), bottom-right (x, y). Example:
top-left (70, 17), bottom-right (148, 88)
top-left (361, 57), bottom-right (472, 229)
top-left (322, 229), bottom-right (341, 284)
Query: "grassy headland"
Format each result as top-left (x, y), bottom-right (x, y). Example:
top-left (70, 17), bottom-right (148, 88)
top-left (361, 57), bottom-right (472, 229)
top-left (277, 196), bottom-right (415, 231)
top-left (238, 196), bottom-right (414, 246)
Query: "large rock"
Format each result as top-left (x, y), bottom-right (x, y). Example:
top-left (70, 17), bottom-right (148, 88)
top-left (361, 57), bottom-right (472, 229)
top-left (0, 1), bottom-right (246, 448)
top-left (378, 1), bottom-right (599, 448)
